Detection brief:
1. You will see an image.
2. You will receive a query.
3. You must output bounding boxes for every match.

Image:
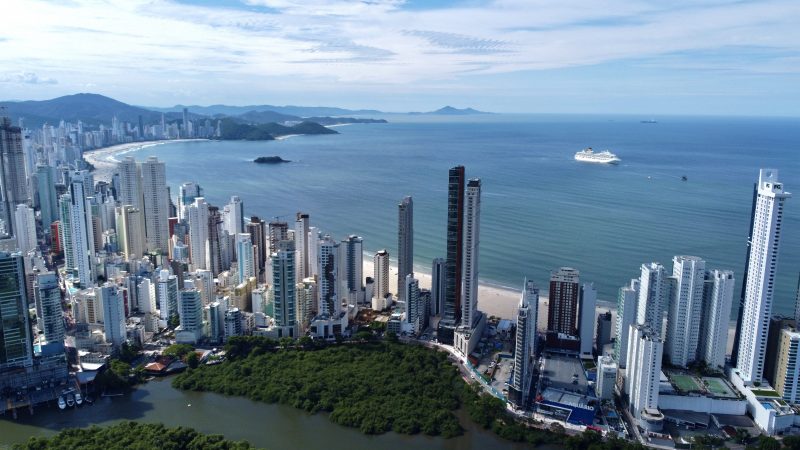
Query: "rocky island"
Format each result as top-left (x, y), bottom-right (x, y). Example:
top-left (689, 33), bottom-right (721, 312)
top-left (254, 156), bottom-right (291, 164)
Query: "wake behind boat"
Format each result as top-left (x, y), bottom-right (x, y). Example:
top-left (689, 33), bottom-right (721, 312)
top-left (574, 147), bottom-right (620, 164)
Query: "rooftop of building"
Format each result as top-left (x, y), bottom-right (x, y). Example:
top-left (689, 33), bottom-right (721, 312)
top-left (660, 370), bottom-right (741, 399)
top-left (541, 354), bottom-right (591, 394)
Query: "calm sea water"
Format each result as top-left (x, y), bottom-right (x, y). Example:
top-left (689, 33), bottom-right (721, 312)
top-left (122, 114), bottom-right (800, 313)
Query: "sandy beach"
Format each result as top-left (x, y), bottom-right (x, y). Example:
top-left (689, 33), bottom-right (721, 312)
top-left (82, 139), bottom-right (206, 182)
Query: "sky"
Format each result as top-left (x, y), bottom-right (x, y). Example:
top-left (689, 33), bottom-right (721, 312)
top-left (0, 0), bottom-right (799, 115)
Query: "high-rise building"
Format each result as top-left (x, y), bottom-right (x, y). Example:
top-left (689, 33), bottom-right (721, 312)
top-left (625, 324), bottom-right (664, 429)
top-left (224, 196), bottom-right (244, 235)
top-left (404, 274), bottom-right (421, 334)
top-left (373, 249), bottom-right (390, 301)
top-left (665, 256), bottom-right (705, 367)
top-left (178, 182), bottom-right (202, 220)
top-left (272, 240), bottom-right (296, 334)
top-left (141, 156), bottom-right (170, 253)
top-left (13, 204), bottom-right (37, 253)
top-left (117, 157), bottom-right (143, 210)
top-left (296, 277), bottom-right (317, 332)
top-left (182, 107), bottom-right (189, 138)
top-left (36, 272), bottom-right (64, 344)
top-left (295, 212), bottom-right (310, 279)
top-left (636, 263), bottom-right (668, 334)
top-left (397, 196), bottom-right (413, 302)
top-left (62, 171), bottom-right (95, 288)
top-left (795, 274), bottom-right (800, 326)
top-left (342, 235), bottom-right (363, 298)
top-left (187, 197), bottom-right (209, 270)
top-left (441, 165), bottom-right (465, 343)
top-left (99, 283), bottom-right (126, 351)
top-left (596, 355), bottom-right (618, 400)
top-left (547, 267), bottom-right (580, 336)
top-left (248, 217), bottom-right (267, 273)
top-left (177, 288), bottom-right (204, 344)
top-left (509, 279), bottom-right (538, 408)
top-left (699, 270), bottom-right (735, 369)
top-left (736, 169), bottom-right (791, 384)
top-left (772, 325), bottom-right (800, 404)
top-left (206, 206), bottom-right (223, 275)
top-left (462, 179), bottom-right (481, 328)
top-left (317, 235), bottom-right (339, 316)
top-left (36, 164), bottom-right (59, 229)
top-left (596, 311), bottom-right (613, 354)
top-left (236, 233), bottom-right (254, 284)
top-left (578, 283), bottom-right (597, 358)
top-left (0, 252), bottom-right (32, 369)
top-left (431, 258), bottom-right (445, 317)
top-left (116, 205), bottom-right (146, 259)
top-left (156, 269), bottom-right (179, 322)
top-left (268, 221), bottom-right (289, 255)
top-left (0, 116), bottom-right (28, 237)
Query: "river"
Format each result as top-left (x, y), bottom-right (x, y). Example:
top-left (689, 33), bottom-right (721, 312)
top-left (0, 378), bottom-right (549, 449)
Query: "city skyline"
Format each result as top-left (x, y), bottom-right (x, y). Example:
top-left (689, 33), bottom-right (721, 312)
top-left (0, 1), bottom-right (798, 116)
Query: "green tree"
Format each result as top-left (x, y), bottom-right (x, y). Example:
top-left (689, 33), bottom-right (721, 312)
top-left (163, 344), bottom-right (194, 359)
top-left (782, 435), bottom-right (800, 450)
top-left (186, 351), bottom-right (199, 369)
top-left (758, 435), bottom-right (781, 450)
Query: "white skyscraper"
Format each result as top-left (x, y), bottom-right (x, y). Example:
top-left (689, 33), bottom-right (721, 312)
top-left (637, 262), bottom-right (668, 334)
top-left (178, 182), bottom-right (202, 220)
top-left (615, 278), bottom-right (639, 367)
top-left (224, 196), bottom-right (244, 235)
top-left (510, 279), bottom-right (538, 408)
top-left (625, 324), bottom-right (664, 428)
top-left (236, 233), bottom-right (254, 284)
top-left (699, 269), bottom-right (735, 369)
top-left (116, 205), bottom-right (146, 259)
top-left (62, 171), bottom-right (95, 288)
top-left (156, 269), bottom-right (179, 322)
top-left (579, 283), bottom-right (597, 358)
top-left (397, 196), bottom-right (413, 302)
top-left (188, 197), bottom-right (209, 271)
top-left (177, 288), bottom-right (204, 344)
top-left (461, 179), bottom-right (481, 328)
top-left (737, 169), bottom-right (791, 384)
top-left (665, 256), bottom-right (706, 367)
top-left (373, 249), bottom-right (390, 301)
top-left (141, 156), bottom-right (170, 254)
top-left (99, 283), bottom-right (126, 351)
top-left (13, 204), bottom-right (37, 252)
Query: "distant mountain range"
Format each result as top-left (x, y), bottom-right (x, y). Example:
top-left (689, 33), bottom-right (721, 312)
top-left (0, 93), bottom-right (489, 128)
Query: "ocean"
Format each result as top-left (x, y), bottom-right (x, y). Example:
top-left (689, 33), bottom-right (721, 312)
top-left (119, 114), bottom-right (800, 312)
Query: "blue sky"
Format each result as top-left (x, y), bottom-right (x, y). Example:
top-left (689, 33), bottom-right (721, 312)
top-left (0, 0), bottom-right (798, 115)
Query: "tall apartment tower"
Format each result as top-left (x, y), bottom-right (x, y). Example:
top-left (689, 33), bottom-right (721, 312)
top-left (177, 288), bottom-right (204, 343)
top-left (795, 273), bottom-right (800, 326)
top-left (14, 204), bottom-right (37, 253)
top-left (116, 205), bottom-right (146, 259)
top-left (247, 217), bottom-right (267, 272)
top-left (431, 258), bottom-right (446, 317)
top-left (1, 116), bottom-right (28, 237)
top-left (440, 165), bottom-right (465, 342)
top-left (0, 252), bottom-right (32, 369)
top-left (117, 157), bottom-right (143, 210)
top-left (206, 206), bottom-right (224, 275)
top-left (342, 235), bottom-right (363, 295)
top-left (295, 212), bottom-right (311, 280)
top-left (187, 197), bottom-right (209, 271)
top-left (272, 240), bottom-right (297, 334)
top-left (773, 326), bottom-right (800, 404)
top-left (156, 269), bottom-right (179, 321)
top-left (141, 156), bottom-right (170, 254)
top-left (625, 324), bottom-right (664, 426)
top-left (63, 171), bottom-right (96, 288)
top-left (236, 233), bottom-right (254, 284)
top-left (578, 283), bottom-right (597, 358)
top-left (405, 274), bottom-right (421, 333)
top-left (547, 267), bottom-right (580, 335)
top-left (665, 256), bottom-right (706, 367)
top-left (177, 182), bottom-right (202, 220)
top-left (636, 262), bottom-right (668, 334)
top-left (462, 179), bottom-right (481, 328)
top-left (397, 196), bottom-right (413, 303)
top-left (99, 283), bottom-right (126, 351)
top-left (373, 249), bottom-right (390, 301)
top-left (224, 196), bottom-right (244, 235)
top-left (509, 279), bottom-right (538, 408)
top-left (268, 221), bottom-right (289, 255)
top-left (615, 279), bottom-right (640, 367)
top-left (736, 169), bottom-right (791, 384)
top-left (36, 164), bottom-right (59, 229)
top-left (36, 272), bottom-right (64, 344)
top-left (699, 269), bottom-right (735, 369)
top-left (317, 235), bottom-right (339, 316)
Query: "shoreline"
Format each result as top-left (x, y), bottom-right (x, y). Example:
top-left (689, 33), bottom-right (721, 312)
top-left (82, 139), bottom-right (208, 182)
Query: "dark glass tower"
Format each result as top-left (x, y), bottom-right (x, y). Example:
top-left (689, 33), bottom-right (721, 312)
top-left (439, 166), bottom-right (465, 344)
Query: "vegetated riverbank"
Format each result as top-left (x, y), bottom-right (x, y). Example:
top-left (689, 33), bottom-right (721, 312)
top-left (172, 337), bottom-right (641, 449)
top-left (11, 421), bottom-right (255, 449)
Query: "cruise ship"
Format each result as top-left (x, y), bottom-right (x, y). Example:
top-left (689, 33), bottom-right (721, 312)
top-left (574, 148), bottom-right (620, 164)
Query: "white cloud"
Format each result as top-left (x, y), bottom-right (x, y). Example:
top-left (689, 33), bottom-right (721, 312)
top-left (0, 71), bottom-right (58, 85)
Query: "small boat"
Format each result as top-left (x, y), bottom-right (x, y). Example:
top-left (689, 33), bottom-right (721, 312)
top-left (66, 393), bottom-right (75, 407)
top-left (58, 396), bottom-right (66, 410)
top-left (75, 392), bottom-right (83, 406)
top-left (681, 175), bottom-right (688, 181)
